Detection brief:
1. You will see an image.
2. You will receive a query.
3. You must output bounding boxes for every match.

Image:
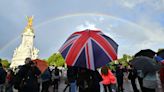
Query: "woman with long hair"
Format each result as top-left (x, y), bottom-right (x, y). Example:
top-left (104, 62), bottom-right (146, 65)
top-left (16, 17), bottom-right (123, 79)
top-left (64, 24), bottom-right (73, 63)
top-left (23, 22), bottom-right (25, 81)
top-left (101, 66), bottom-right (116, 92)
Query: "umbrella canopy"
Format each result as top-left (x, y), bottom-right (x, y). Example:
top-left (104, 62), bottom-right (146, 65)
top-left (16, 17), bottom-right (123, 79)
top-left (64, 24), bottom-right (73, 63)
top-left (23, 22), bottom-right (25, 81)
top-left (157, 49), bottom-right (164, 59)
top-left (131, 56), bottom-right (160, 73)
top-left (59, 29), bottom-right (118, 70)
top-left (134, 49), bottom-right (156, 58)
top-left (156, 50), bottom-right (164, 64)
top-left (32, 59), bottom-right (48, 73)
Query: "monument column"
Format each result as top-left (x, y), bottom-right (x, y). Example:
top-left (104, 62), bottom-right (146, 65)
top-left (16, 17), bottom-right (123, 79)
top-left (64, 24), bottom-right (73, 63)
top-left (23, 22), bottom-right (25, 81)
top-left (10, 16), bottom-right (39, 68)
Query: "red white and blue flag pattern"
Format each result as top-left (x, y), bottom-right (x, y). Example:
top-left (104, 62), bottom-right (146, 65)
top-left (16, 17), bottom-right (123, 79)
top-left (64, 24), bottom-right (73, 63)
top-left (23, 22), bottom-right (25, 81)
top-left (155, 56), bottom-right (164, 64)
top-left (59, 29), bottom-right (118, 70)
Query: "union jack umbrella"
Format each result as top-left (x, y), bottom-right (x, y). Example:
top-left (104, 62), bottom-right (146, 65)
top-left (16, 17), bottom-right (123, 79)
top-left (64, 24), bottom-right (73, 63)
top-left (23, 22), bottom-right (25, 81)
top-left (59, 29), bottom-right (118, 70)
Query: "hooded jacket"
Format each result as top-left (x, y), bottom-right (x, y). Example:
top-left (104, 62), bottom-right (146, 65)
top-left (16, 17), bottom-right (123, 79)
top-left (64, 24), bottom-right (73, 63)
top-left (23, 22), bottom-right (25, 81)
top-left (101, 70), bottom-right (116, 85)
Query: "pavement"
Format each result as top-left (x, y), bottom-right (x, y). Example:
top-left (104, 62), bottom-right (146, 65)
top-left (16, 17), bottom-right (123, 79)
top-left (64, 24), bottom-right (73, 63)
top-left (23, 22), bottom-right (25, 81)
top-left (13, 76), bottom-right (163, 92)
top-left (50, 78), bottom-right (163, 92)
top-left (56, 78), bottom-right (163, 92)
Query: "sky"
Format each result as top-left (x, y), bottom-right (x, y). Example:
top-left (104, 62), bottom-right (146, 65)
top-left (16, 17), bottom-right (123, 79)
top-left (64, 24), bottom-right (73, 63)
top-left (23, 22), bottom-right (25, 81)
top-left (0, 0), bottom-right (164, 61)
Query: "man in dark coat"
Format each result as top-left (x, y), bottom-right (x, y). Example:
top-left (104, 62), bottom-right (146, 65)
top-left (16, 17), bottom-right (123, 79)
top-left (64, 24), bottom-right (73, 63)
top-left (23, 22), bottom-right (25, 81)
top-left (14, 57), bottom-right (41, 92)
top-left (67, 66), bottom-right (78, 92)
top-left (116, 64), bottom-right (124, 92)
top-left (89, 69), bottom-right (102, 92)
top-left (128, 65), bottom-right (139, 92)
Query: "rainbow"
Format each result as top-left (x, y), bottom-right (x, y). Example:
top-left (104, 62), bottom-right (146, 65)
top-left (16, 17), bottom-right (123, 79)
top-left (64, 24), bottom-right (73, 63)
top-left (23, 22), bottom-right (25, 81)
top-left (35, 13), bottom-right (146, 29)
top-left (0, 13), bottom-right (149, 51)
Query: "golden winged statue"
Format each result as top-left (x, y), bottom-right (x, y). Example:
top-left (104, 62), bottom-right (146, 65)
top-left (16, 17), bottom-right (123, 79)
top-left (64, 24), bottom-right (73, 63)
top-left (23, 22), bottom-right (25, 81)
top-left (26, 16), bottom-right (34, 28)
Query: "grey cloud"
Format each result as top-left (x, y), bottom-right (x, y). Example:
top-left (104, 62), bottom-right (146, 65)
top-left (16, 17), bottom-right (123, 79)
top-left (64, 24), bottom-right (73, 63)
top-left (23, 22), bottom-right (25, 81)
top-left (117, 0), bottom-right (164, 10)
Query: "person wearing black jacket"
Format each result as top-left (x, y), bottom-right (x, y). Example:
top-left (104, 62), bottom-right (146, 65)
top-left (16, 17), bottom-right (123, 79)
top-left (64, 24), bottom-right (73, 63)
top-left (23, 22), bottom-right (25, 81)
top-left (128, 65), bottom-right (139, 92)
top-left (13, 58), bottom-right (41, 92)
top-left (66, 66), bottom-right (78, 92)
top-left (115, 64), bottom-right (124, 92)
top-left (89, 69), bottom-right (102, 92)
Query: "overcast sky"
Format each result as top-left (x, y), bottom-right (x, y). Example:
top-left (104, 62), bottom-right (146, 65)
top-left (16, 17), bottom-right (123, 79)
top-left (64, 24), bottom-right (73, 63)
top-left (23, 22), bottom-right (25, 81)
top-left (0, 0), bottom-right (164, 61)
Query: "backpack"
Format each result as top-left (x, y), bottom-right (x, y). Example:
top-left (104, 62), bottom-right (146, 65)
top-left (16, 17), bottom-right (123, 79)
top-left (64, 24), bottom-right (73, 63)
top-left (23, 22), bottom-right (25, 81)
top-left (13, 67), bottom-right (28, 89)
top-left (54, 68), bottom-right (59, 76)
top-left (41, 69), bottom-right (51, 81)
top-left (13, 65), bottom-right (30, 89)
top-left (51, 68), bottom-right (60, 80)
top-left (13, 71), bottom-right (23, 89)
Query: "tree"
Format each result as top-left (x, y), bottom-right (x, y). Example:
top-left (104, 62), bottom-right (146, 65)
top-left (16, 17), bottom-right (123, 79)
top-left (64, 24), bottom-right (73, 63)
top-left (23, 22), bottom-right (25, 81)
top-left (47, 53), bottom-right (65, 66)
top-left (108, 54), bottom-right (133, 71)
top-left (116, 54), bottom-right (132, 66)
top-left (47, 53), bottom-right (56, 65)
top-left (158, 48), bottom-right (164, 52)
top-left (0, 59), bottom-right (10, 68)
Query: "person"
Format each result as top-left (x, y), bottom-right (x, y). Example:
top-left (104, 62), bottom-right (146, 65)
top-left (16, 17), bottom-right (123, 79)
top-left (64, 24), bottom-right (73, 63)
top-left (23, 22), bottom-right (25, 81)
top-left (159, 61), bottom-right (164, 91)
top-left (66, 66), bottom-right (78, 92)
top-left (101, 66), bottom-right (116, 92)
top-left (155, 52), bottom-right (164, 92)
top-left (76, 67), bottom-right (102, 92)
top-left (128, 65), bottom-right (139, 92)
top-left (77, 67), bottom-right (93, 92)
top-left (51, 66), bottom-right (60, 92)
top-left (133, 50), bottom-right (158, 92)
top-left (123, 66), bottom-right (129, 82)
top-left (89, 69), bottom-right (102, 92)
top-left (0, 62), bottom-right (7, 92)
top-left (41, 68), bottom-right (51, 92)
top-left (63, 68), bottom-right (70, 92)
top-left (6, 69), bottom-right (15, 92)
top-left (13, 57), bottom-right (41, 92)
top-left (115, 64), bottom-right (124, 92)
top-left (142, 72), bottom-right (157, 92)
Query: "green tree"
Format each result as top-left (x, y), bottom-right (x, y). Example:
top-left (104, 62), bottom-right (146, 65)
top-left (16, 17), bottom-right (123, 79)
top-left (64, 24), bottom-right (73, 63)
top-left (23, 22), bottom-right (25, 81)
top-left (47, 53), bottom-right (56, 65)
top-left (47, 53), bottom-right (65, 66)
top-left (158, 48), bottom-right (164, 52)
top-left (0, 59), bottom-right (10, 68)
top-left (117, 54), bottom-right (133, 66)
top-left (108, 54), bottom-right (133, 70)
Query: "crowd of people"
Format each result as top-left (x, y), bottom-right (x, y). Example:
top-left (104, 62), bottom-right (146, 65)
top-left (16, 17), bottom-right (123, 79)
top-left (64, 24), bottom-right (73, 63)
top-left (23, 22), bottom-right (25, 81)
top-left (0, 58), bottom-right (61, 92)
top-left (59, 49), bottom-right (164, 92)
top-left (0, 49), bottom-right (164, 92)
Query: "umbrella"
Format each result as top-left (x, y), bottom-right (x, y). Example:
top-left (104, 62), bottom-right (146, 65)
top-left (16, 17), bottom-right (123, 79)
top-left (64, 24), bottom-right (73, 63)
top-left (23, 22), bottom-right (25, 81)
top-left (157, 49), bottom-right (164, 59)
top-left (59, 29), bottom-right (118, 70)
top-left (156, 50), bottom-right (164, 64)
top-left (32, 59), bottom-right (48, 73)
top-left (134, 49), bottom-right (156, 58)
top-left (131, 56), bottom-right (160, 73)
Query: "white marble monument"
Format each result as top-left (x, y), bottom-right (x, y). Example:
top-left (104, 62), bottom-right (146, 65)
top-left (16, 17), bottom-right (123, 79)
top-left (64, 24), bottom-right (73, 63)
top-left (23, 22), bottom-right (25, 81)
top-left (10, 16), bottom-right (39, 68)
